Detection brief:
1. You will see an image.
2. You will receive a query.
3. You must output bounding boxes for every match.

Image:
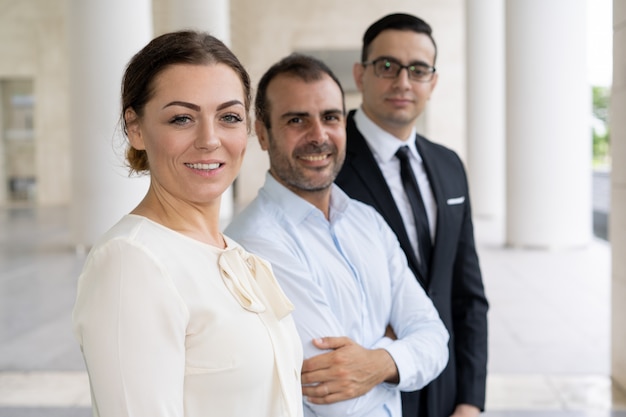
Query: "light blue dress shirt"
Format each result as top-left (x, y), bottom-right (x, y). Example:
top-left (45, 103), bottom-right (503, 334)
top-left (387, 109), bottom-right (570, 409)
top-left (225, 173), bottom-right (449, 417)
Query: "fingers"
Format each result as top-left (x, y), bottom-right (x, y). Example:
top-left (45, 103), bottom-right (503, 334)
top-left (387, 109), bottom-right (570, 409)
top-left (302, 382), bottom-right (350, 405)
top-left (311, 336), bottom-right (352, 350)
top-left (303, 382), bottom-right (329, 397)
top-left (301, 351), bottom-right (331, 374)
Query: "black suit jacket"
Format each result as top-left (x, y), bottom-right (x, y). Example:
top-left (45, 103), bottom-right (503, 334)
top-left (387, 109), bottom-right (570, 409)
top-left (336, 110), bottom-right (489, 417)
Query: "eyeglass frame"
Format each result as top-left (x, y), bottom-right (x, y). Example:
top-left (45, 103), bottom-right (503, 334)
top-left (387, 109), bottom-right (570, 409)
top-left (362, 56), bottom-right (436, 83)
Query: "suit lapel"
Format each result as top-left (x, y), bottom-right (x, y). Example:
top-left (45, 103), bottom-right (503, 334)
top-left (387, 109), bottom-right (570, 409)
top-left (344, 112), bottom-right (428, 287)
top-left (414, 135), bottom-right (446, 283)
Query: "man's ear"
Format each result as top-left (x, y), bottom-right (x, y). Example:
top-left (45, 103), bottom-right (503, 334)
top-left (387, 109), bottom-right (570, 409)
top-left (255, 119), bottom-right (270, 151)
top-left (426, 72), bottom-right (439, 100)
top-left (124, 108), bottom-right (145, 150)
top-left (353, 62), bottom-right (365, 93)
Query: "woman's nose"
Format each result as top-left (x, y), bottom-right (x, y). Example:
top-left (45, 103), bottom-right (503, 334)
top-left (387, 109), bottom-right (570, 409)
top-left (195, 122), bottom-right (221, 151)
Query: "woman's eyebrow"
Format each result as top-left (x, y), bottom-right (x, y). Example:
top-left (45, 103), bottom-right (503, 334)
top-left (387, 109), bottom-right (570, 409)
top-left (162, 101), bottom-right (201, 111)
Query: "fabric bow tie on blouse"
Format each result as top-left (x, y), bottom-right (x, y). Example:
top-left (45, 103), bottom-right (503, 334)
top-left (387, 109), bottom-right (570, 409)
top-left (218, 246), bottom-right (302, 417)
top-left (218, 246), bottom-right (294, 320)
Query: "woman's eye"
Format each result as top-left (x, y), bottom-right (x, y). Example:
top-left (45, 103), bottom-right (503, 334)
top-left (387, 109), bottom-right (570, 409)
top-left (170, 115), bottom-right (192, 125)
top-left (222, 113), bottom-right (244, 124)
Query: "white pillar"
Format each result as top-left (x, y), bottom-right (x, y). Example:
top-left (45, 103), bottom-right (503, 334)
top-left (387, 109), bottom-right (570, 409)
top-left (167, 0), bottom-right (235, 227)
top-left (0, 84), bottom-right (5, 204)
top-left (169, 0), bottom-right (231, 45)
top-left (505, 0), bottom-right (592, 248)
top-left (466, 0), bottom-right (506, 241)
top-left (611, 0), bottom-right (626, 392)
top-left (68, 0), bottom-right (152, 248)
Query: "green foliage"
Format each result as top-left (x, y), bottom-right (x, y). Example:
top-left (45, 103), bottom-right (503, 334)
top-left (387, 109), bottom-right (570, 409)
top-left (592, 86), bottom-right (610, 167)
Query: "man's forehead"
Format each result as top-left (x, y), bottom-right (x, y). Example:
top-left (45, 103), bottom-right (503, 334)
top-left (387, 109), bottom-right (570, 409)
top-left (268, 75), bottom-right (343, 112)
top-left (368, 30), bottom-right (435, 57)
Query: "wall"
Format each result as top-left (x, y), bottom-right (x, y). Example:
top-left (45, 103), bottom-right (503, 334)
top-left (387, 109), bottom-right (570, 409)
top-left (0, 0), bottom-right (464, 209)
top-left (0, 0), bottom-right (69, 206)
top-left (229, 0), bottom-right (465, 209)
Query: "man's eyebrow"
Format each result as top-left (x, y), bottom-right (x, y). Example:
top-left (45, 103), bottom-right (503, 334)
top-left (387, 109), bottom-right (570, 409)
top-left (323, 108), bottom-right (344, 116)
top-left (280, 111), bottom-right (310, 120)
top-left (374, 55), bottom-right (432, 67)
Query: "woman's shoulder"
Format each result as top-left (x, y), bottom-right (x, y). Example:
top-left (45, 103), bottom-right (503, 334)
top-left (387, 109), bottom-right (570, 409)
top-left (89, 214), bottom-right (189, 258)
top-left (93, 214), bottom-right (153, 244)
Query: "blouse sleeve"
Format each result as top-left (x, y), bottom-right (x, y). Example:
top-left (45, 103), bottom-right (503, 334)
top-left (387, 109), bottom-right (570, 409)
top-left (73, 238), bottom-right (189, 417)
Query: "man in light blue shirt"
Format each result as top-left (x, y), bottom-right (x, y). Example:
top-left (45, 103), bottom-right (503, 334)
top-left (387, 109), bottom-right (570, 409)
top-left (225, 53), bottom-right (448, 417)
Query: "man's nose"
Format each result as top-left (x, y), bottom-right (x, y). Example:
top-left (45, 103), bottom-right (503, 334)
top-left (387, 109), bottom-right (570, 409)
top-left (309, 119), bottom-right (329, 142)
top-left (393, 67), bottom-right (412, 87)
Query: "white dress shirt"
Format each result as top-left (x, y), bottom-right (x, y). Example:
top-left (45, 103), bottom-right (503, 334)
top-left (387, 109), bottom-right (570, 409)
top-left (354, 108), bottom-right (438, 260)
top-left (225, 173), bottom-right (449, 417)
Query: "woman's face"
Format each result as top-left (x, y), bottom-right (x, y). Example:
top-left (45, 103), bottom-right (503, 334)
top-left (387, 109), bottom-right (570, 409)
top-left (126, 63), bottom-right (248, 208)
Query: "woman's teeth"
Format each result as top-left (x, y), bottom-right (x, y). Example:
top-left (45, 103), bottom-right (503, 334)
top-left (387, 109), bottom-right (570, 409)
top-left (185, 162), bottom-right (221, 170)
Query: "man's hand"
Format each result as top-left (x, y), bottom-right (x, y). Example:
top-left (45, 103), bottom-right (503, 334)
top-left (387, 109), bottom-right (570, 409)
top-left (450, 404), bottom-right (481, 417)
top-left (301, 336), bottom-right (398, 404)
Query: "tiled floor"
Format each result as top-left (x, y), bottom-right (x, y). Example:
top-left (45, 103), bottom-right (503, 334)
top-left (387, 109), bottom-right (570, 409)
top-left (1, 204), bottom-right (625, 416)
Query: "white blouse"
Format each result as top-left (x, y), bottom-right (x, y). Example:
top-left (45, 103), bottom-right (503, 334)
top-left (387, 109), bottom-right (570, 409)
top-left (73, 215), bottom-right (303, 417)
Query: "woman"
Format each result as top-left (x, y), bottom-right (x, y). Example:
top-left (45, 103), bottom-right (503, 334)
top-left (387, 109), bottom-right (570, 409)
top-left (72, 31), bottom-right (303, 417)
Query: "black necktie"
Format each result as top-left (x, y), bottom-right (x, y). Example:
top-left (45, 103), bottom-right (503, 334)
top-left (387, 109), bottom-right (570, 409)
top-left (395, 145), bottom-right (432, 274)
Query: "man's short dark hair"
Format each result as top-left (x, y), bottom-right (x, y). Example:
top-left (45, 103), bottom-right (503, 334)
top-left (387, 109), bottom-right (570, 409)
top-left (361, 13), bottom-right (437, 64)
top-left (255, 53), bottom-right (345, 129)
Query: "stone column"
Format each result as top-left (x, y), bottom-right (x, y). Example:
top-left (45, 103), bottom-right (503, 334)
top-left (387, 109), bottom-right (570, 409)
top-left (466, 0), bottom-right (506, 243)
top-left (0, 84), bottom-right (5, 203)
top-left (612, 0), bottom-right (626, 393)
top-left (68, 0), bottom-right (152, 248)
top-left (166, 0), bottom-right (234, 227)
top-left (169, 0), bottom-right (230, 45)
top-left (505, 0), bottom-right (591, 248)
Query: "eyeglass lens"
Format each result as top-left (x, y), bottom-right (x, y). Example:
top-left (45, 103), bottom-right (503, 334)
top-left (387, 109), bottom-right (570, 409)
top-left (374, 58), bottom-right (433, 81)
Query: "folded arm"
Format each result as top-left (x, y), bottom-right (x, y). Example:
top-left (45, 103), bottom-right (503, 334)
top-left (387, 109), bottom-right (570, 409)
top-left (301, 336), bottom-right (399, 405)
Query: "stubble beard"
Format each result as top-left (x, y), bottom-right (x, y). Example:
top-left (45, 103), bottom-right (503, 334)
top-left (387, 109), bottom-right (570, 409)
top-left (268, 139), bottom-right (345, 193)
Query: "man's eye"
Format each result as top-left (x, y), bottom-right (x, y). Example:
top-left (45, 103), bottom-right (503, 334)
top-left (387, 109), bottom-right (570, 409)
top-left (288, 117), bottom-right (303, 124)
top-left (381, 62), bottom-right (396, 71)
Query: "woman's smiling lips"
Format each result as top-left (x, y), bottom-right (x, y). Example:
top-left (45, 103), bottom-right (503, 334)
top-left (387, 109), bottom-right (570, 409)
top-left (185, 162), bottom-right (222, 171)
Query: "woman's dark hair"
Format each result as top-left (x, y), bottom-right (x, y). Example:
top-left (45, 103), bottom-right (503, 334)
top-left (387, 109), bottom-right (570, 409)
top-left (121, 30), bottom-right (251, 174)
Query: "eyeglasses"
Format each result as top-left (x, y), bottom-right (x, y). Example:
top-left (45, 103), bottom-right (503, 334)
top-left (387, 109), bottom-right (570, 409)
top-left (362, 57), bottom-right (436, 82)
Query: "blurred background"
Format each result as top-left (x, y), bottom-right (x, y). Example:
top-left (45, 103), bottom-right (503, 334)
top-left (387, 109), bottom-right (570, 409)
top-left (0, 0), bottom-right (624, 416)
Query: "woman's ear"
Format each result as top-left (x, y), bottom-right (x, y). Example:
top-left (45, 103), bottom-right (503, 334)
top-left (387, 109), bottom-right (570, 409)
top-left (124, 108), bottom-right (145, 150)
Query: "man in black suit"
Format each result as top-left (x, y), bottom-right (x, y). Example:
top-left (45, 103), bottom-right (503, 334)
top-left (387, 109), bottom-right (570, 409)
top-left (335, 13), bottom-right (489, 417)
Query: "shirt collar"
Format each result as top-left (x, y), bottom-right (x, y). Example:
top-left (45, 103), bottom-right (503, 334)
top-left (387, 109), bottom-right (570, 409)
top-left (261, 171), bottom-right (350, 225)
top-left (354, 107), bottom-right (422, 164)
